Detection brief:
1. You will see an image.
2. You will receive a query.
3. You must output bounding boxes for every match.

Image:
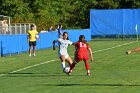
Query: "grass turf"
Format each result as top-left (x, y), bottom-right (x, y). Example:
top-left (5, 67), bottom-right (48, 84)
top-left (0, 40), bottom-right (140, 93)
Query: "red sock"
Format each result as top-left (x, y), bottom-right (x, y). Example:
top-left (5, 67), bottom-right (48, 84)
top-left (84, 61), bottom-right (90, 70)
top-left (70, 63), bottom-right (76, 71)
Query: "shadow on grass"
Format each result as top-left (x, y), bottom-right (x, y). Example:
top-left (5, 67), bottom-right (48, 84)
top-left (42, 83), bottom-right (140, 87)
top-left (1, 72), bottom-right (87, 77)
top-left (2, 72), bottom-right (67, 77)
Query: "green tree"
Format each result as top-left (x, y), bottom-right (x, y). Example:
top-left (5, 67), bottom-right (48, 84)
top-left (95, 0), bottom-right (118, 9)
top-left (116, 0), bottom-right (140, 8)
top-left (0, 0), bottom-right (33, 23)
top-left (0, 0), bottom-right (140, 31)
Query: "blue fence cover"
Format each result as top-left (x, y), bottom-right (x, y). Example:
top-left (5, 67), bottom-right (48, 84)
top-left (90, 9), bottom-right (140, 35)
top-left (0, 29), bottom-right (91, 56)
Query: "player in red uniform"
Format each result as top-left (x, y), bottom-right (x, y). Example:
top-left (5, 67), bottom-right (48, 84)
top-left (68, 35), bottom-right (93, 76)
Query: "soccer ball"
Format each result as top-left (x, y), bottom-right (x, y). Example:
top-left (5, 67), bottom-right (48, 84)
top-left (35, 34), bottom-right (39, 39)
top-left (64, 67), bottom-right (70, 73)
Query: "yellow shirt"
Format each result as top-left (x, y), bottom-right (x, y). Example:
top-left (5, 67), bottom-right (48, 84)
top-left (27, 30), bottom-right (38, 41)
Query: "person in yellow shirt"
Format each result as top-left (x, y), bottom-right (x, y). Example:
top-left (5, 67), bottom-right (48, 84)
top-left (27, 24), bottom-right (39, 57)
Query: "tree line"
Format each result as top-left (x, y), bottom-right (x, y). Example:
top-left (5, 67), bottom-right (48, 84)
top-left (0, 0), bottom-right (140, 31)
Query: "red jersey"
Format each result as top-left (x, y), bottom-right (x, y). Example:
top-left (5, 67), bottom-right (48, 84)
top-left (75, 41), bottom-right (89, 61)
top-left (75, 41), bottom-right (89, 54)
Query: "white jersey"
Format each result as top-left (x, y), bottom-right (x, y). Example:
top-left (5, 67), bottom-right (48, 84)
top-left (58, 38), bottom-right (73, 56)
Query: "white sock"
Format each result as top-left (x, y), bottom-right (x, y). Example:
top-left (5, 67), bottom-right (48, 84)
top-left (33, 53), bottom-right (36, 56)
top-left (61, 62), bottom-right (65, 69)
top-left (87, 70), bottom-right (90, 73)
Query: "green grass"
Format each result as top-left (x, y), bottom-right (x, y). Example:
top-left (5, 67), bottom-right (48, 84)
top-left (0, 40), bottom-right (140, 93)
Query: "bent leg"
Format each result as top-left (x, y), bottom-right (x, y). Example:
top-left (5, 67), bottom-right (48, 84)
top-left (66, 56), bottom-right (73, 66)
top-left (33, 46), bottom-right (36, 56)
top-left (84, 60), bottom-right (90, 70)
top-left (127, 47), bottom-right (140, 54)
top-left (59, 55), bottom-right (66, 69)
top-left (29, 46), bottom-right (32, 56)
top-left (68, 61), bottom-right (78, 76)
top-left (84, 60), bottom-right (90, 76)
top-left (70, 61), bottom-right (78, 71)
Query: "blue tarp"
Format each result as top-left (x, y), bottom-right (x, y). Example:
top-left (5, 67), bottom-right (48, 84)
top-left (0, 29), bottom-right (91, 56)
top-left (90, 9), bottom-right (140, 35)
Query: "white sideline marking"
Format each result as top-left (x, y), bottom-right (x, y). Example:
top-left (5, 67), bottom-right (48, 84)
top-left (0, 41), bottom-right (136, 77)
top-left (93, 41), bottom-right (136, 53)
top-left (0, 59), bottom-right (59, 77)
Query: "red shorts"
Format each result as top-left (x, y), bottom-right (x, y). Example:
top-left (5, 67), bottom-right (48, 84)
top-left (75, 53), bottom-right (88, 62)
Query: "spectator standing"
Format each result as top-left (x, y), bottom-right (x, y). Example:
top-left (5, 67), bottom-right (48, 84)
top-left (48, 26), bottom-right (53, 32)
top-left (27, 24), bottom-right (39, 57)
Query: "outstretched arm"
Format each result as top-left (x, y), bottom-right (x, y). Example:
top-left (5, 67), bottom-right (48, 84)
top-left (72, 42), bottom-right (76, 46)
top-left (52, 40), bottom-right (59, 50)
top-left (126, 47), bottom-right (140, 55)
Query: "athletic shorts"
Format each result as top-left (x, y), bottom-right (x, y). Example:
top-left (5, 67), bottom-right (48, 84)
top-left (29, 41), bottom-right (36, 46)
top-left (75, 53), bottom-right (88, 62)
top-left (58, 52), bottom-right (69, 59)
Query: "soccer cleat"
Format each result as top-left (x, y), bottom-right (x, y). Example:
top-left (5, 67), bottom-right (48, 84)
top-left (87, 70), bottom-right (90, 76)
top-left (33, 54), bottom-right (36, 56)
top-left (68, 72), bottom-right (71, 76)
top-left (29, 54), bottom-right (31, 57)
top-left (87, 73), bottom-right (90, 76)
top-left (126, 51), bottom-right (131, 55)
top-left (63, 68), bottom-right (66, 73)
top-left (67, 70), bottom-right (72, 76)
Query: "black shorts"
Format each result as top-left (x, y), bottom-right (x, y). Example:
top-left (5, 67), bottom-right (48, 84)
top-left (29, 41), bottom-right (36, 46)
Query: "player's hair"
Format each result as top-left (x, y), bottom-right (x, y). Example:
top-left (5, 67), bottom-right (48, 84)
top-left (79, 35), bottom-right (88, 45)
top-left (63, 32), bottom-right (69, 40)
top-left (30, 24), bottom-right (35, 30)
top-left (30, 24), bottom-right (34, 28)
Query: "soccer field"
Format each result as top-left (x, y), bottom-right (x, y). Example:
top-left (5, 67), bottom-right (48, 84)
top-left (0, 40), bottom-right (140, 93)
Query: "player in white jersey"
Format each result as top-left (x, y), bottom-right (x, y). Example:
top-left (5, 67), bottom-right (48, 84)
top-left (53, 32), bottom-right (74, 72)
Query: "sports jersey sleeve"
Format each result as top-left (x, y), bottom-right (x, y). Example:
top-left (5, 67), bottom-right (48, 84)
top-left (87, 44), bottom-right (90, 49)
top-left (58, 38), bottom-right (62, 43)
top-left (75, 42), bottom-right (79, 49)
top-left (36, 30), bottom-right (38, 34)
top-left (68, 40), bottom-right (73, 45)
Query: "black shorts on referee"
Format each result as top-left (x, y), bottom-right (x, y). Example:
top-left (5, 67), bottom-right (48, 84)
top-left (29, 41), bottom-right (36, 46)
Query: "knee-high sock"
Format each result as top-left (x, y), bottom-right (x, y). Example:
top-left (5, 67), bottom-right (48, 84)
top-left (70, 62), bottom-right (76, 71)
top-left (61, 62), bottom-right (65, 69)
top-left (84, 61), bottom-right (90, 70)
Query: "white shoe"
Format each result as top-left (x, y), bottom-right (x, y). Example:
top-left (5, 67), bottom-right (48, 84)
top-left (33, 54), bottom-right (36, 56)
top-left (68, 70), bottom-right (72, 76)
top-left (87, 70), bottom-right (90, 76)
top-left (126, 51), bottom-right (131, 55)
top-left (29, 54), bottom-right (31, 57)
top-left (87, 73), bottom-right (91, 76)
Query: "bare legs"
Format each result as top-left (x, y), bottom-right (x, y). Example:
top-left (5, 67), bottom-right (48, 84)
top-left (126, 47), bottom-right (140, 55)
top-left (68, 60), bottom-right (90, 76)
top-left (59, 55), bottom-right (73, 72)
top-left (29, 46), bottom-right (36, 56)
